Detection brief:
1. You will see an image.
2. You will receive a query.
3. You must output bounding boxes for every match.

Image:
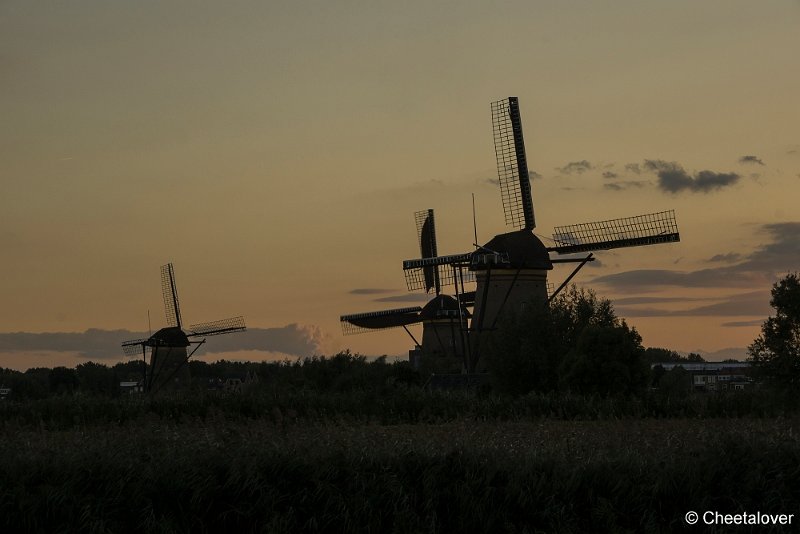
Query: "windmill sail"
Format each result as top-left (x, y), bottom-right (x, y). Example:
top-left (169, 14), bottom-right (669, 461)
top-left (402, 253), bottom-right (476, 292)
top-left (491, 97), bottom-right (535, 230)
top-left (188, 316), bottom-right (246, 337)
top-left (121, 338), bottom-right (147, 356)
top-left (340, 307), bottom-right (423, 335)
top-left (161, 263), bottom-right (182, 329)
top-left (416, 209), bottom-right (440, 294)
top-left (548, 210), bottom-right (680, 254)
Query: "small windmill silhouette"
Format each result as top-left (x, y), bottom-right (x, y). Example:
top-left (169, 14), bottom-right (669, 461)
top-left (121, 263), bottom-right (245, 393)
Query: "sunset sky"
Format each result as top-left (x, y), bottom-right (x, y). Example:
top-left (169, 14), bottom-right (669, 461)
top-left (1, 1), bottom-right (798, 370)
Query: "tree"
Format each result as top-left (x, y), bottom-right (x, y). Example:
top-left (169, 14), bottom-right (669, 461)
top-left (643, 347), bottom-right (683, 365)
top-left (76, 362), bottom-right (115, 396)
top-left (685, 352), bottom-right (706, 362)
top-left (748, 273), bottom-right (800, 386)
top-left (485, 285), bottom-right (646, 395)
top-left (49, 366), bottom-right (79, 394)
top-left (559, 322), bottom-right (648, 397)
top-left (655, 365), bottom-right (693, 396)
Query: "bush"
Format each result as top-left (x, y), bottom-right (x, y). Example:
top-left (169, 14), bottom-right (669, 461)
top-left (485, 285), bottom-right (647, 397)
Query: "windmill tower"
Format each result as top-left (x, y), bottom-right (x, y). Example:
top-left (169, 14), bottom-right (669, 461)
top-left (341, 210), bottom-right (472, 372)
top-left (468, 98), bottom-right (553, 364)
top-left (466, 97), bottom-right (681, 372)
top-left (121, 263), bottom-right (246, 393)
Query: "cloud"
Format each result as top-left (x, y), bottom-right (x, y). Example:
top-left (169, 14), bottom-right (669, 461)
top-left (349, 288), bottom-right (395, 295)
top-left (0, 324), bottom-right (326, 361)
top-left (196, 324), bottom-right (327, 357)
top-left (557, 160), bottom-right (592, 175)
top-left (604, 181), bottom-right (646, 191)
top-left (592, 222), bottom-right (800, 293)
top-left (738, 155), bottom-right (765, 166)
top-left (689, 347), bottom-right (748, 361)
top-left (722, 320), bottom-right (764, 327)
top-left (625, 163), bottom-right (642, 175)
top-left (373, 293), bottom-right (431, 303)
top-left (643, 159), bottom-right (740, 194)
top-left (602, 171), bottom-right (618, 179)
top-left (486, 170), bottom-right (541, 187)
top-left (707, 253), bottom-right (743, 263)
top-left (613, 296), bottom-right (713, 305)
top-left (615, 291), bottom-right (771, 318)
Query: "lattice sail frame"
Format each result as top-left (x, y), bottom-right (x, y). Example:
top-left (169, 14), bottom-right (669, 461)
top-left (415, 209), bottom-right (440, 294)
top-left (403, 253), bottom-right (476, 292)
top-left (549, 210), bottom-right (680, 255)
top-left (415, 209), bottom-right (437, 255)
top-left (340, 307), bottom-right (423, 335)
top-left (122, 339), bottom-right (148, 357)
top-left (491, 97), bottom-right (535, 230)
top-left (188, 316), bottom-right (246, 337)
top-left (161, 263), bottom-right (182, 328)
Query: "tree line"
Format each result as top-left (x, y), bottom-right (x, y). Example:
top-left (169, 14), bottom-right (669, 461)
top-left (1, 273), bottom-right (797, 401)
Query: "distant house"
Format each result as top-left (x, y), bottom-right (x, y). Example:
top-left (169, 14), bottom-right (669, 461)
top-left (653, 362), bottom-right (753, 391)
top-left (0, 386), bottom-right (11, 400)
top-left (119, 381), bottom-right (143, 394)
top-left (207, 371), bottom-right (259, 393)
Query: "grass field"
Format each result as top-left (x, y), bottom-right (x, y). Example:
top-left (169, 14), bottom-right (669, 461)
top-left (2, 396), bottom-right (799, 533)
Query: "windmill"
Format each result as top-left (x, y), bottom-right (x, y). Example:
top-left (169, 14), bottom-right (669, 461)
top-left (341, 209), bottom-right (471, 371)
top-left (464, 97), bottom-right (680, 371)
top-left (121, 263), bottom-right (246, 393)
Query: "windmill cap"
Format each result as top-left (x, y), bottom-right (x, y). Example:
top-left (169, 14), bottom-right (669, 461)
top-left (147, 326), bottom-right (190, 347)
top-left (421, 294), bottom-right (471, 320)
top-left (477, 230), bottom-right (553, 270)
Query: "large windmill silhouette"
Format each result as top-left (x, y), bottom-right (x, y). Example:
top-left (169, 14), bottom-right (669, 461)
top-left (121, 263), bottom-right (245, 393)
top-left (469, 97), bottom-right (679, 371)
top-left (399, 97), bottom-right (680, 373)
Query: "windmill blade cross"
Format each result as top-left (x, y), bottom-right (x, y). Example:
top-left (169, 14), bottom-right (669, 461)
top-left (491, 97), bottom-right (535, 230)
top-left (161, 263), bottom-right (182, 329)
top-left (188, 316), bottom-right (246, 337)
top-left (548, 210), bottom-right (680, 255)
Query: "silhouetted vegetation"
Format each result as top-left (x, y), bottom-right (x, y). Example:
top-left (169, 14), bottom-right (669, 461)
top-left (748, 272), bottom-right (800, 387)
top-left (644, 348), bottom-right (706, 364)
top-left (1, 277), bottom-right (798, 532)
top-left (1, 417), bottom-right (799, 533)
top-left (485, 286), bottom-right (649, 397)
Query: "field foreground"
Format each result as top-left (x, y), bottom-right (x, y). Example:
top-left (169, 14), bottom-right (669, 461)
top-left (2, 417), bottom-right (799, 533)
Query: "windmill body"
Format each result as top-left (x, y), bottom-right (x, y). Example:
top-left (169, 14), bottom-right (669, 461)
top-left (122, 263), bottom-right (245, 393)
top-left (146, 326), bottom-right (191, 391)
top-left (342, 210), bottom-right (469, 372)
top-left (412, 294), bottom-right (470, 373)
top-left (469, 231), bottom-right (553, 358)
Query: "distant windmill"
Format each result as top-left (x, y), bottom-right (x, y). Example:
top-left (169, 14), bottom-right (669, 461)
top-left (341, 210), bottom-right (471, 370)
top-left (464, 97), bottom-right (680, 371)
top-left (121, 263), bottom-right (246, 393)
